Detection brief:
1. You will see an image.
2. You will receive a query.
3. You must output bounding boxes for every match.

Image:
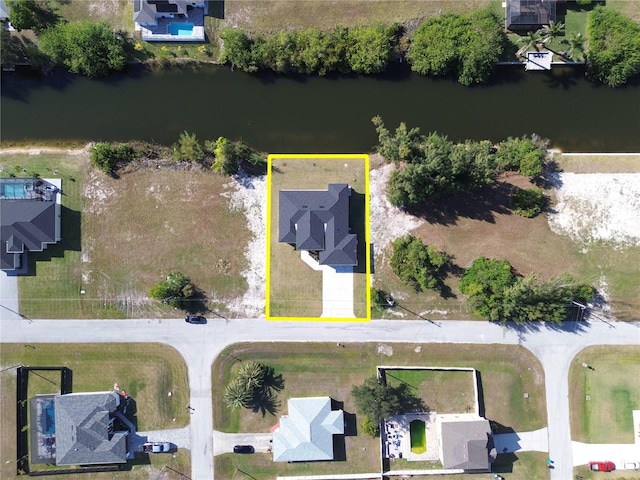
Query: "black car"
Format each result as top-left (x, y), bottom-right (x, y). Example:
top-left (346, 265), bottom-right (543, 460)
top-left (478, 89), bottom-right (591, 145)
top-left (185, 315), bottom-right (207, 324)
top-left (233, 445), bottom-right (254, 454)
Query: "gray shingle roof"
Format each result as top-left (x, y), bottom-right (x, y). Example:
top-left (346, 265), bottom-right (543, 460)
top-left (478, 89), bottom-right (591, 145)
top-left (279, 184), bottom-right (358, 266)
top-left (506, 0), bottom-right (556, 30)
top-left (1, 178), bottom-right (60, 271)
top-left (54, 392), bottom-right (128, 466)
top-left (440, 417), bottom-right (492, 471)
top-left (273, 397), bottom-right (344, 462)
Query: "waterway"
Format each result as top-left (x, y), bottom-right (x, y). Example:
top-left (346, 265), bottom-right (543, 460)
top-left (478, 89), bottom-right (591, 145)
top-left (1, 64), bottom-right (639, 152)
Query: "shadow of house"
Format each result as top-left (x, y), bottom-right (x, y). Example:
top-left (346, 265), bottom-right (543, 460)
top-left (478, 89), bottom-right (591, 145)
top-left (272, 396), bottom-right (345, 463)
top-left (0, 178), bottom-right (62, 272)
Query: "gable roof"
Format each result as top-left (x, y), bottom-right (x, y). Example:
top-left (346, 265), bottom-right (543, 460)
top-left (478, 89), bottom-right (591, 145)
top-left (133, 0), bottom-right (188, 24)
top-left (54, 392), bottom-right (127, 465)
top-left (272, 397), bottom-right (344, 462)
top-left (439, 415), bottom-right (492, 471)
top-left (506, 0), bottom-right (556, 30)
top-left (1, 178), bottom-right (61, 271)
top-left (279, 184), bottom-right (358, 266)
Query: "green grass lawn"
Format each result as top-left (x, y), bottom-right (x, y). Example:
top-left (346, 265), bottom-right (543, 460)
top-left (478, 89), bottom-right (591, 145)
top-left (268, 157), bottom-right (368, 319)
top-left (213, 342), bottom-right (545, 477)
top-left (569, 346), bottom-right (640, 443)
top-left (0, 343), bottom-right (190, 479)
top-left (0, 152), bottom-right (251, 319)
top-left (385, 369), bottom-right (477, 415)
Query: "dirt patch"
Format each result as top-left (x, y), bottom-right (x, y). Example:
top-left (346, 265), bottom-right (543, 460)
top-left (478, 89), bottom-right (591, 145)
top-left (222, 172), bottom-right (267, 317)
top-left (547, 173), bottom-right (640, 247)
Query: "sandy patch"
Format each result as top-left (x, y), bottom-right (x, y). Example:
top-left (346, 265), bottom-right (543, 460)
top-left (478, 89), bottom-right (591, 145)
top-left (223, 172), bottom-right (267, 317)
top-left (369, 163), bottom-right (423, 255)
top-left (83, 170), bottom-right (117, 215)
top-left (548, 173), bottom-right (640, 246)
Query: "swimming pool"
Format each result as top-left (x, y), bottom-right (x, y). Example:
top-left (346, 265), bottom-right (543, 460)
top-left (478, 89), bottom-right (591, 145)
top-left (168, 22), bottom-right (194, 36)
top-left (410, 419), bottom-right (426, 454)
top-left (0, 179), bottom-right (31, 199)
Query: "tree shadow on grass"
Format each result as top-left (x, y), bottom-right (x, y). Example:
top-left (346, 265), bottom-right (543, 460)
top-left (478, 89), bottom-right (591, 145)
top-left (407, 181), bottom-right (515, 226)
top-left (249, 366), bottom-right (284, 417)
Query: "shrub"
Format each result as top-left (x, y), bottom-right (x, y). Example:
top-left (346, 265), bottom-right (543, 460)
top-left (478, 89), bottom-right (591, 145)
top-left (511, 187), bottom-right (545, 218)
top-left (172, 131), bottom-right (204, 162)
top-left (89, 143), bottom-right (136, 174)
top-left (408, 8), bottom-right (504, 85)
top-left (39, 21), bottom-right (128, 77)
top-left (361, 415), bottom-right (379, 437)
top-left (459, 257), bottom-right (517, 321)
top-left (587, 7), bottom-right (640, 87)
top-left (390, 235), bottom-right (447, 291)
top-left (149, 271), bottom-right (196, 309)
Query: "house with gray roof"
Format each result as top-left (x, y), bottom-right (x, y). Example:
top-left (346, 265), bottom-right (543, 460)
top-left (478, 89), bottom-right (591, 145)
top-left (279, 184), bottom-right (358, 267)
top-left (437, 413), bottom-right (495, 472)
top-left (54, 391), bottom-right (128, 465)
top-left (506, 0), bottom-right (557, 31)
top-left (1, 178), bottom-right (61, 272)
top-left (272, 397), bottom-right (345, 462)
top-left (133, 0), bottom-right (205, 41)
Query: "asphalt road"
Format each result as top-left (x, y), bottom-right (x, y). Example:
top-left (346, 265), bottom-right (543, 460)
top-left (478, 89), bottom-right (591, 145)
top-left (1, 316), bottom-right (639, 480)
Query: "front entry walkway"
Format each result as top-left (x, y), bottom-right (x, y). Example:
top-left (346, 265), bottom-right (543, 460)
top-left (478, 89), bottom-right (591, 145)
top-left (300, 252), bottom-right (354, 318)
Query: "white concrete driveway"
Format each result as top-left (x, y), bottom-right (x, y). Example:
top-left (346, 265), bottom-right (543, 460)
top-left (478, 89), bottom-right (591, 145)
top-left (493, 427), bottom-right (549, 453)
top-left (301, 251), bottom-right (354, 318)
top-left (212, 431), bottom-right (272, 456)
top-left (0, 270), bottom-right (22, 322)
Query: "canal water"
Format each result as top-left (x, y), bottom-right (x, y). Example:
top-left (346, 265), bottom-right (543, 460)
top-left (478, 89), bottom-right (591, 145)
top-left (1, 64), bottom-right (638, 152)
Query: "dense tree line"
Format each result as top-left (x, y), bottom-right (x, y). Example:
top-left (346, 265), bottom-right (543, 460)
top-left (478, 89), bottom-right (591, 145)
top-left (587, 7), bottom-right (640, 87)
top-left (373, 116), bottom-right (547, 208)
top-left (459, 257), bottom-right (595, 324)
top-left (407, 8), bottom-right (505, 85)
top-left (220, 24), bottom-right (396, 75)
top-left (39, 21), bottom-right (128, 77)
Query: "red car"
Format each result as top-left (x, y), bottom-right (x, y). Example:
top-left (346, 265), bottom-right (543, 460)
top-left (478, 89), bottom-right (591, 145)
top-left (589, 461), bottom-right (615, 472)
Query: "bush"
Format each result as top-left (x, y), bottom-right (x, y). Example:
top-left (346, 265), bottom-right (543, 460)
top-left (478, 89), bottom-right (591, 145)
top-left (459, 257), bottom-right (517, 321)
top-left (208, 136), bottom-right (263, 175)
top-left (38, 21), bottom-right (128, 77)
top-left (587, 7), bottom-right (640, 87)
top-left (172, 131), bottom-right (204, 162)
top-left (89, 143), bottom-right (136, 174)
top-left (390, 235), bottom-right (447, 291)
top-left (361, 415), bottom-right (379, 437)
top-left (511, 187), bottom-right (545, 218)
top-left (149, 271), bottom-right (196, 310)
top-left (408, 8), bottom-right (504, 85)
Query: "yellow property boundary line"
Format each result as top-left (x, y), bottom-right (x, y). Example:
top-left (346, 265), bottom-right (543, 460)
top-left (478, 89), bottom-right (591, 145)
top-left (265, 154), bottom-right (371, 322)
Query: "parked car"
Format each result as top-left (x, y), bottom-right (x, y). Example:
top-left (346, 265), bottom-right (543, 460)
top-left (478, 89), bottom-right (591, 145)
top-left (143, 442), bottom-right (173, 453)
top-left (622, 461), bottom-right (640, 470)
top-left (233, 445), bottom-right (254, 454)
top-left (589, 461), bottom-right (615, 472)
top-left (185, 315), bottom-right (206, 324)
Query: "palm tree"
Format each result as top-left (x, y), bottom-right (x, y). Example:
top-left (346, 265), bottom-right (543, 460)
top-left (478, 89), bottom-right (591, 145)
top-left (517, 31), bottom-right (543, 58)
top-left (237, 361), bottom-right (266, 390)
top-left (224, 379), bottom-right (253, 409)
top-left (561, 32), bottom-right (585, 61)
top-left (540, 20), bottom-right (565, 45)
